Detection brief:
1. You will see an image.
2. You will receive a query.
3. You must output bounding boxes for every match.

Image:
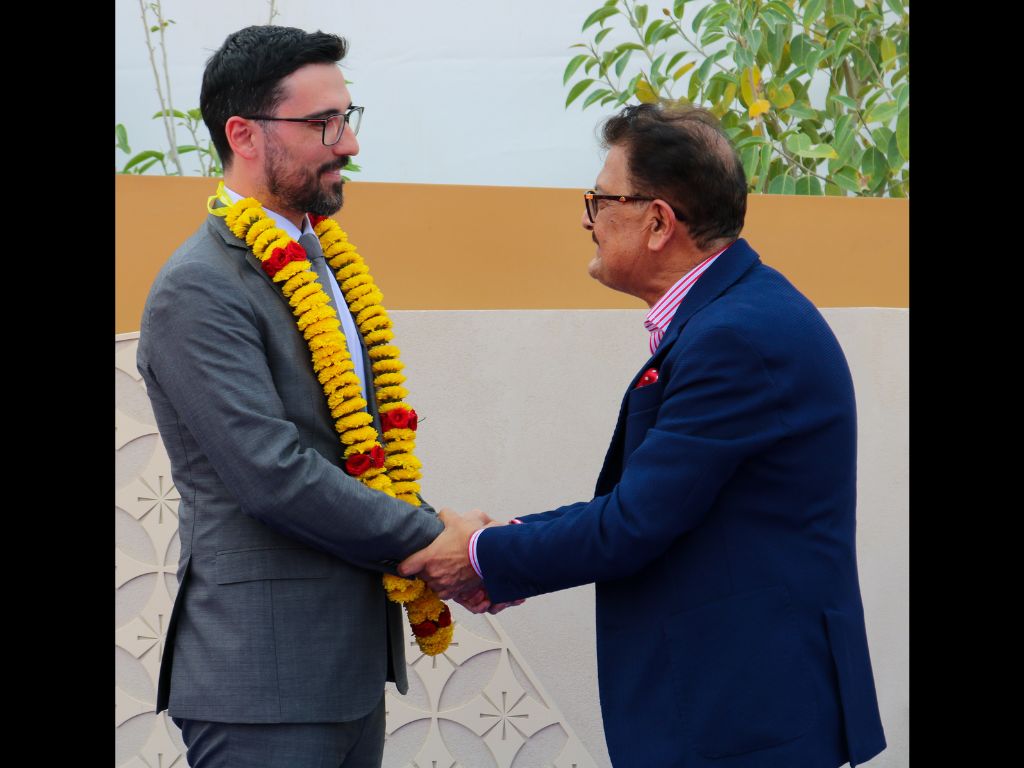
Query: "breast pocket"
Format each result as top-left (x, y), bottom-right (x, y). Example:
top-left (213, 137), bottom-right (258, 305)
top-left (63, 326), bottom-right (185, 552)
top-left (624, 381), bottom-right (664, 455)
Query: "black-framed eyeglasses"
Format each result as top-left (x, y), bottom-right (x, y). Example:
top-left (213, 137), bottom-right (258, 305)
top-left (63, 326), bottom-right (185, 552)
top-left (242, 105), bottom-right (364, 145)
top-left (583, 190), bottom-right (686, 223)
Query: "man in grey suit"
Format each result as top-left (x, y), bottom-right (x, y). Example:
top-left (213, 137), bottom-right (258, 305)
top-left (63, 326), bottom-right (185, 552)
top-left (136, 25), bottom-right (445, 767)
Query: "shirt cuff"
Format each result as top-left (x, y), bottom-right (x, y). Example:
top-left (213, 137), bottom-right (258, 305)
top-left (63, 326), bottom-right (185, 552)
top-left (468, 528), bottom-right (485, 578)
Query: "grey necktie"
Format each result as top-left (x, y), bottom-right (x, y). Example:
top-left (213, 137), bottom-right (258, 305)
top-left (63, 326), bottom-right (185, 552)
top-left (299, 232), bottom-right (337, 310)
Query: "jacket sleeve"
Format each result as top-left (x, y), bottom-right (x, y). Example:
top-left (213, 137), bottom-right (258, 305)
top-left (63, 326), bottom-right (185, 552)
top-left (476, 324), bottom-right (785, 603)
top-left (141, 258), bottom-right (442, 572)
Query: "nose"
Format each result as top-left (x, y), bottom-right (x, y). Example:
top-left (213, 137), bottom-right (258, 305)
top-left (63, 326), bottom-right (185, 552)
top-left (581, 206), bottom-right (594, 232)
top-left (334, 122), bottom-right (359, 157)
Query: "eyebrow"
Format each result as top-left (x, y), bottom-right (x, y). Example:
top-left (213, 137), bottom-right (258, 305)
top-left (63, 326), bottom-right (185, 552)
top-left (304, 106), bottom-right (352, 120)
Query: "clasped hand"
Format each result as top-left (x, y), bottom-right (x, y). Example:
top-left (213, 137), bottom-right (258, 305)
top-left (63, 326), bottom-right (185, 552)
top-left (399, 508), bottom-right (523, 615)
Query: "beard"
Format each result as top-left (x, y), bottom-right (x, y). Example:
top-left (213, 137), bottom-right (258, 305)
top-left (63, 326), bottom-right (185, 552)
top-left (264, 137), bottom-right (347, 217)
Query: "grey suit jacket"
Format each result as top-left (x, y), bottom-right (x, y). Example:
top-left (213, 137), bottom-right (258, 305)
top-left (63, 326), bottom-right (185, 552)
top-left (137, 213), bottom-right (443, 723)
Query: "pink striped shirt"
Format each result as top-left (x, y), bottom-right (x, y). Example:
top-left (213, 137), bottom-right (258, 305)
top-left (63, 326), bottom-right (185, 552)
top-left (644, 245), bottom-right (730, 355)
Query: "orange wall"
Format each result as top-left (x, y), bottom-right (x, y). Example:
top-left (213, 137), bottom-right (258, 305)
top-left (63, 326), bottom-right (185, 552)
top-left (116, 176), bottom-right (907, 334)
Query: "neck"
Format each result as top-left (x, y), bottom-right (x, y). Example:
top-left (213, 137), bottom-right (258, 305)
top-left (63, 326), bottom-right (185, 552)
top-left (639, 238), bottom-right (732, 307)
top-left (223, 169), bottom-right (306, 229)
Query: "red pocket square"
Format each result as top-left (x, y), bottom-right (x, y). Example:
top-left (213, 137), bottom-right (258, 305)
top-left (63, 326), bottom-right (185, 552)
top-left (635, 368), bottom-right (659, 388)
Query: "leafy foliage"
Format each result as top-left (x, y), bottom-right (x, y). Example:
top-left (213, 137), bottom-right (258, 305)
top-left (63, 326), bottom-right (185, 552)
top-left (564, 0), bottom-right (909, 196)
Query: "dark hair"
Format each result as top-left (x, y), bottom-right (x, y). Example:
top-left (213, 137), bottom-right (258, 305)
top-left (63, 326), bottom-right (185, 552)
top-left (601, 103), bottom-right (747, 250)
top-left (200, 26), bottom-right (347, 169)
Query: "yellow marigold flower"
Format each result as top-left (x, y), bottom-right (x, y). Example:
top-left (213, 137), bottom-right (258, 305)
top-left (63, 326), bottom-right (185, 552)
top-left (273, 261), bottom-right (309, 286)
top-left (343, 283), bottom-right (375, 303)
top-left (359, 314), bottom-right (391, 333)
top-left (329, 386), bottom-right (364, 408)
top-left (344, 438), bottom-right (377, 457)
top-left (383, 427), bottom-right (416, 442)
top-left (341, 425), bottom-right (378, 445)
top-left (374, 373), bottom-right (406, 388)
top-left (367, 344), bottom-right (401, 360)
top-left (297, 304), bottom-right (336, 330)
top-left (382, 574), bottom-right (424, 603)
top-left (315, 352), bottom-right (354, 374)
top-left (312, 218), bottom-right (336, 237)
top-left (283, 270), bottom-right (317, 294)
top-left (378, 401), bottom-right (408, 413)
top-left (389, 468), bottom-right (421, 482)
top-left (406, 591), bottom-right (445, 622)
top-left (390, 480), bottom-right (421, 496)
top-left (356, 304), bottom-right (386, 326)
top-left (253, 228), bottom-right (280, 256)
top-left (376, 385), bottom-right (410, 402)
top-left (385, 453), bottom-right (422, 470)
top-left (418, 624), bottom-right (454, 656)
top-left (309, 333), bottom-right (340, 352)
top-left (372, 359), bottom-right (403, 374)
top-left (385, 440), bottom-right (417, 455)
top-left (335, 411), bottom-right (373, 432)
top-left (245, 217), bottom-right (277, 245)
top-left (293, 292), bottom-right (331, 316)
top-left (303, 318), bottom-right (342, 340)
top-left (290, 282), bottom-right (322, 307)
top-left (364, 473), bottom-right (392, 492)
top-left (317, 363), bottom-right (349, 385)
top-left (336, 262), bottom-right (369, 282)
top-left (394, 493), bottom-right (420, 506)
top-left (341, 273), bottom-right (374, 292)
top-left (330, 398), bottom-right (365, 419)
top-left (363, 330), bottom-right (393, 347)
top-left (325, 238), bottom-right (357, 255)
top-left (349, 290), bottom-right (385, 316)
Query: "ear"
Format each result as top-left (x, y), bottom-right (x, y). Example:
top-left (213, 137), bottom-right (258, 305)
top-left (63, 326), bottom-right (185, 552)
top-left (225, 116), bottom-right (261, 162)
top-left (646, 199), bottom-right (678, 252)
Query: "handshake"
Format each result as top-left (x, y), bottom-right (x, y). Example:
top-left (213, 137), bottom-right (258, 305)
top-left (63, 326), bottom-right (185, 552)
top-left (398, 508), bottom-right (524, 615)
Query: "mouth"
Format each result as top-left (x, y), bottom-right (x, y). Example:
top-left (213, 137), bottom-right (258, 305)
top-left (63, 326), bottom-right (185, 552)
top-left (321, 159), bottom-right (349, 179)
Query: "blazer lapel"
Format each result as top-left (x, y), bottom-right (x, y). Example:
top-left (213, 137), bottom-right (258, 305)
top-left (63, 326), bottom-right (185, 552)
top-left (593, 239), bottom-right (762, 493)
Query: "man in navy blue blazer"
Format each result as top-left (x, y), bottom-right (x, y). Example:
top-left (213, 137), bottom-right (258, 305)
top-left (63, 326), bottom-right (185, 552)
top-left (401, 104), bottom-right (886, 768)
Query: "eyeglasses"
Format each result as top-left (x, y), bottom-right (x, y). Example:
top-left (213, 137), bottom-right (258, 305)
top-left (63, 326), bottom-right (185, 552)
top-left (583, 190), bottom-right (686, 223)
top-left (242, 105), bottom-right (364, 145)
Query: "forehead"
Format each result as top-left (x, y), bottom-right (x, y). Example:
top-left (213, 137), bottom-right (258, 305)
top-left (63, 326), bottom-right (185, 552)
top-left (595, 144), bottom-right (629, 190)
top-left (277, 62), bottom-right (351, 114)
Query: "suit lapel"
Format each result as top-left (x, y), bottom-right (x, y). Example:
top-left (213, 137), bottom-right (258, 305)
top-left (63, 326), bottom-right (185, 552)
top-left (593, 239), bottom-right (762, 493)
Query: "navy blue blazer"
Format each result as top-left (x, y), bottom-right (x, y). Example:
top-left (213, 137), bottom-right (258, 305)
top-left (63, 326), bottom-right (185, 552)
top-left (477, 239), bottom-right (886, 767)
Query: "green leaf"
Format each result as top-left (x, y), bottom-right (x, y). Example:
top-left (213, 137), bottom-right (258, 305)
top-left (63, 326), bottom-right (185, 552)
top-left (784, 102), bottom-right (817, 119)
top-left (789, 33), bottom-right (810, 69)
top-left (595, 27), bottom-right (615, 44)
top-left (885, 132), bottom-right (904, 170)
top-left (802, 0), bottom-right (825, 26)
top-left (563, 54), bottom-right (590, 85)
top-left (583, 88), bottom-right (614, 109)
top-left (615, 49), bottom-right (634, 77)
top-left (795, 176), bottom-right (822, 195)
top-left (896, 106), bottom-right (909, 161)
top-left (764, 0), bottom-right (798, 23)
top-left (895, 82), bottom-right (909, 114)
top-left (833, 0), bottom-right (856, 20)
top-left (880, 36), bottom-right (897, 69)
top-left (832, 167), bottom-right (861, 194)
top-left (860, 146), bottom-right (889, 189)
top-left (691, 4), bottom-right (712, 33)
top-left (654, 23), bottom-right (678, 43)
top-left (602, 93), bottom-right (621, 105)
top-left (832, 114), bottom-right (856, 164)
top-left (635, 3), bottom-right (648, 27)
top-left (884, 0), bottom-right (904, 16)
top-left (122, 150), bottom-right (164, 172)
top-left (864, 101), bottom-right (897, 124)
top-left (583, 6), bottom-right (620, 30)
top-left (766, 26), bottom-right (786, 69)
top-left (825, 182), bottom-right (844, 196)
top-left (585, 57), bottom-right (598, 74)
top-left (701, 31), bottom-right (725, 46)
top-left (644, 19), bottom-right (664, 45)
top-left (666, 51), bottom-right (688, 73)
top-left (767, 81), bottom-right (795, 109)
top-left (688, 69), bottom-right (702, 101)
top-left (115, 124), bottom-right (130, 154)
top-left (734, 135), bottom-right (768, 149)
top-left (829, 93), bottom-right (859, 110)
top-left (176, 145), bottom-right (198, 154)
top-left (785, 133), bottom-right (838, 159)
top-left (741, 144), bottom-right (760, 181)
top-left (673, 0), bottom-right (688, 18)
top-left (767, 174), bottom-right (797, 195)
top-left (152, 109), bottom-right (188, 120)
top-left (758, 144), bottom-right (773, 192)
top-left (565, 78), bottom-right (596, 107)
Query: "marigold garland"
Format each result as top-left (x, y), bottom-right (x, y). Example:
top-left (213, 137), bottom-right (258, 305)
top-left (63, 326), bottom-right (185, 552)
top-left (207, 182), bottom-right (450, 656)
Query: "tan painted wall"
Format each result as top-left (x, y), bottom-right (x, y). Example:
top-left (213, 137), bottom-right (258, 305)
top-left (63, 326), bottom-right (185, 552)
top-left (116, 176), bottom-right (907, 333)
